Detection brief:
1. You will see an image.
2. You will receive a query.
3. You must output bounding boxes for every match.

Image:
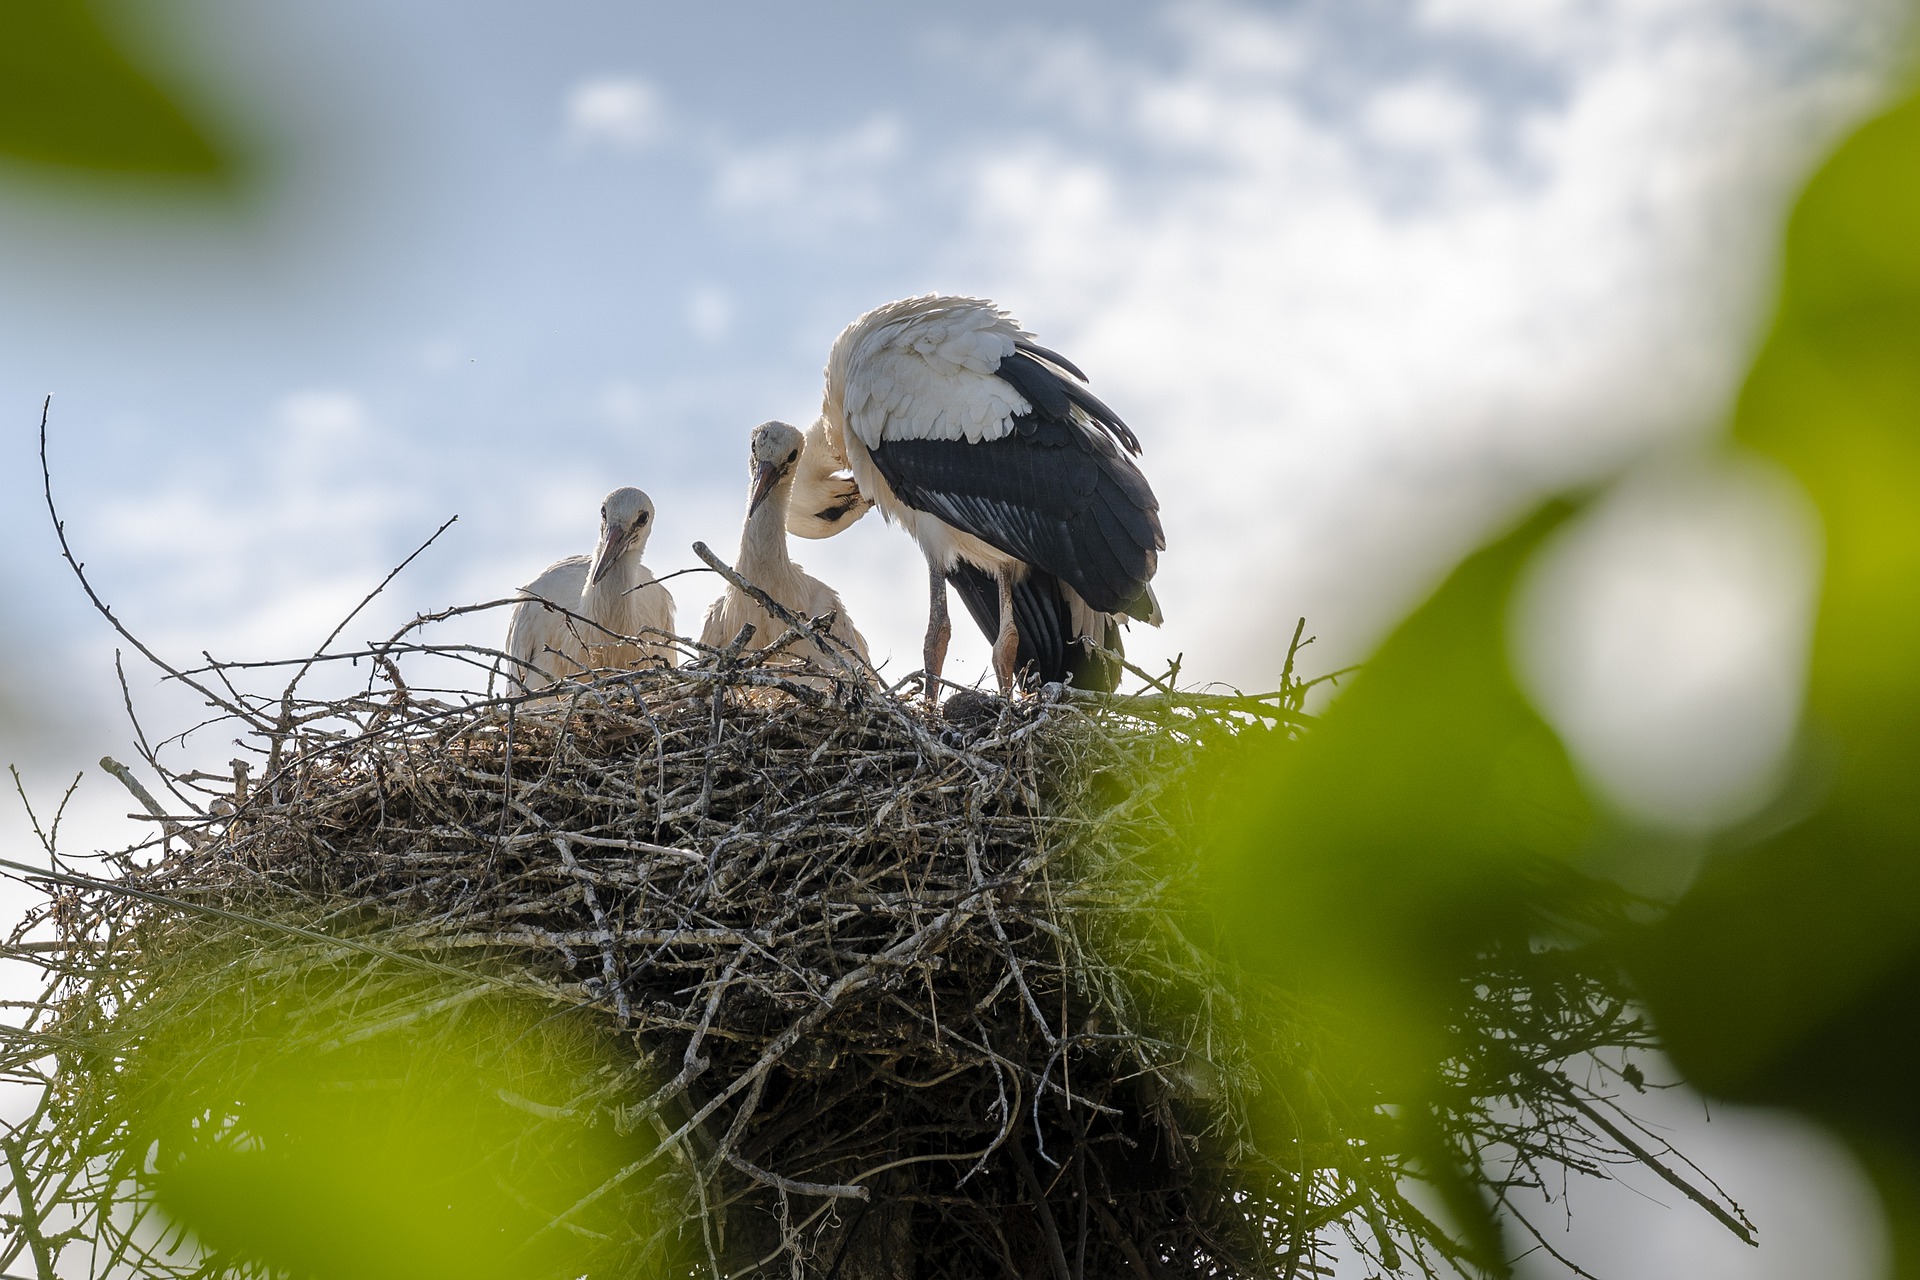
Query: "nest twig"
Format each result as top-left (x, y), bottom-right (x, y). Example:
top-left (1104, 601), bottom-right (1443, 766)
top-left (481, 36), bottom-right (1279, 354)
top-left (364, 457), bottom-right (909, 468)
top-left (0, 638), bottom-right (1744, 1279)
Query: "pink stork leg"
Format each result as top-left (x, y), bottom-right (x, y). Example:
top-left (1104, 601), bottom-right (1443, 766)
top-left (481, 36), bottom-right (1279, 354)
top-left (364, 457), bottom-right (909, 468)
top-left (991, 570), bottom-right (1020, 693)
top-left (923, 560), bottom-right (951, 703)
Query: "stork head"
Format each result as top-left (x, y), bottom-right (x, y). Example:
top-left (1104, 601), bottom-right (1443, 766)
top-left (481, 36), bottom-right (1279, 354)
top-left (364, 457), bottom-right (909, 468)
top-left (747, 420), bottom-right (804, 517)
top-left (587, 486), bottom-right (655, 585)
top-left (786, 416), bottom-right (871, 539)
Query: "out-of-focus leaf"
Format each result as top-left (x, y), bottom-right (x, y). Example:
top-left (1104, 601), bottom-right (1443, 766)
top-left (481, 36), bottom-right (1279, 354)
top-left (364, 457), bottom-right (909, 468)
top-left (1629, 87), bottom-right (1920, 1266)
top-left (1203, 502), bottom-right (1596, 1073)
top-left (0, 0), bottom-right (225, 176)
top-left (121, 966), bottom-right (657, 1280)
top-left (1198, 501), bottom-right (1612, 1270)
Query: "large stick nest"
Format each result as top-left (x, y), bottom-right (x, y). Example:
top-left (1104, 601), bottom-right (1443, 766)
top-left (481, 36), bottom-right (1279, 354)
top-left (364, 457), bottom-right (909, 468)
top-left (0, 593), bottom-right (1746, 1280)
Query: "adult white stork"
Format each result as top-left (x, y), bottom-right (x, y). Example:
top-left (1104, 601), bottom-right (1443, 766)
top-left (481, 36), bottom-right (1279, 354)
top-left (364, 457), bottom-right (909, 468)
top-left (789, 295), bottom-right (1162, 695)
top-left (702, 420), bottom-right (870, 662)
top-left (504, 487), bottom-right (677, 690)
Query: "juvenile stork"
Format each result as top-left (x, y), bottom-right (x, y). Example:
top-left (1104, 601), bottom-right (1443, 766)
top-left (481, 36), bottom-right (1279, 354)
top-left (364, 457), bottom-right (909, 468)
top-left (703, 420), bottom-right (870, 663)
top-left (790, 295), bottom-right (1162, 695)
top-left (504, 487), bottom-right (676, 690)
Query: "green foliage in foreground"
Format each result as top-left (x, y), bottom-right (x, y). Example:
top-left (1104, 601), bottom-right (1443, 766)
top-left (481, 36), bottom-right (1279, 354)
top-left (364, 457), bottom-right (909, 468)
top-left (1199, 80), bottom-right (1920, 1278)
top-left (1200, 505), bottom-right (1617, 1270)
top-left (0, 0), bottom-right (228, 177)
top-left (1633, 87), bottom-right (1920, 1272)
top-left (100, 950), bottom-right (657, 1280)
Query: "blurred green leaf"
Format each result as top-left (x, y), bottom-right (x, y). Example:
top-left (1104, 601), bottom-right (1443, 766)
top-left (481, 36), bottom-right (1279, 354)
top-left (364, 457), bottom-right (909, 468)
top-left (0, 0), bottom-right (226, 176)
top-left (1198, 500), bottom-right (1617, 1271)
top-left (121, 966), bottom-right (658, 1280)
top-left (1630, 85), bottom-right (1920, 1266)
top-left (1202, 502), bottom-right (1597, 1074)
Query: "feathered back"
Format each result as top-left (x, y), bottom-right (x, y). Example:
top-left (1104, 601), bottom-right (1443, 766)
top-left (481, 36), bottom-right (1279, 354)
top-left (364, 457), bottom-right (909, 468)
top-left (824, 295), bottom-right (1141, 455)
top-left (824, 296), bottom-right (1030, 452)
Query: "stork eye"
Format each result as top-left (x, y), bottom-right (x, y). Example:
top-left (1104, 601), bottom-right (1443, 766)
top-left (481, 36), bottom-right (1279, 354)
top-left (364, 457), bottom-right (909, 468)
top-left (786, 449), bottom-right (798, 464)
top-left (636, 511), bottom-right (649, 525)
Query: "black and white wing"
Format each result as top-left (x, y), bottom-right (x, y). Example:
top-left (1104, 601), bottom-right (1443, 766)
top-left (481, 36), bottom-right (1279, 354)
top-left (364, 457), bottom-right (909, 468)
top-left (856, 318), bottom-right (1163, 618)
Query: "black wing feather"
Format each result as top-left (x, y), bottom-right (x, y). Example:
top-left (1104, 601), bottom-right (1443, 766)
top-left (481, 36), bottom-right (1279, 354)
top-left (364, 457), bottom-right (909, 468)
top-left (1082, 492), bottom-right (1144, 590)
top-left (1013, 338), bottom-right (1088, 382)
top-left (996, 350), bottom-right (1140, 454)
top-left (995, 349), bottom-right (1075, 420)
top-left (868, 351), bottom-right (1163, 616)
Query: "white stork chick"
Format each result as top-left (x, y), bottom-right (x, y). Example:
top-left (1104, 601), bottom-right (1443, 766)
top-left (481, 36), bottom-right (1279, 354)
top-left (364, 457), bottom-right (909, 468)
top-left (702, 421), bottom-right (870, 664)
top-left (504, 487), bottom-right (676, 691)
top-left (795, 295), bottom-right (1163, 696)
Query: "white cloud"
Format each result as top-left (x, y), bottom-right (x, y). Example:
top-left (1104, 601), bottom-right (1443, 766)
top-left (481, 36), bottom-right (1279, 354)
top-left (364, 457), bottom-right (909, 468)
top-left (1364, 78), bottom-right (1485, 153)
top-left (1416, 0), bottom-right (1906, 60)
top-left (712, 115), bottom-right (905, 231)
top-left (564, 75), bottom-right (666, 152)
top-left (664, 0), bottom-right (1900, 747)
top-left (1163, 2), bottom-right (1308, 78)
top-left (1416, 0), bottom-right (1603, 53)
top-left (95, 389), bottom-right (434, 666)
top-left (923, 0), bottom-right (1898, 696)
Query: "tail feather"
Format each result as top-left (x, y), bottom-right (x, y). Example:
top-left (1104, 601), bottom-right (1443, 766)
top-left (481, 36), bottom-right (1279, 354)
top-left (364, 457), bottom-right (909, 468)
top-left (1126, 583), bottom-right (1164, 627)
top-left (945, 562), bottom-right (1124, 692)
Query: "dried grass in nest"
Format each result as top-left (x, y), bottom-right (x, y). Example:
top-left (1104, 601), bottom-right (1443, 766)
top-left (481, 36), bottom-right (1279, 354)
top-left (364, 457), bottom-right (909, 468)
top-left (0, 550), bottom-right (1749, 1280)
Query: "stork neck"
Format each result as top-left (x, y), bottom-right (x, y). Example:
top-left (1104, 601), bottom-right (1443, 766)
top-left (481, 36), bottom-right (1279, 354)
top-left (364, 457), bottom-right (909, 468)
top-left (739, 478), bottom-right (796, 576)
top-left (582, 543), bottom-right (646, 623)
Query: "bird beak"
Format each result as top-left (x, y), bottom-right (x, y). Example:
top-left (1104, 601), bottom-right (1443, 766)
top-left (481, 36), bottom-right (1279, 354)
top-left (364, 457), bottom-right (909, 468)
top-left (747, 460), bottom-right (781, 516)
top-left (588, 523), bottom-right (634, 585)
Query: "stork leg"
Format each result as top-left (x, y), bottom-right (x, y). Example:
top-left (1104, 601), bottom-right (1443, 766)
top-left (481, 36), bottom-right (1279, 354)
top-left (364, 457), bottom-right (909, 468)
top-left (991, 569), bottom-right (1020, 694)
top-left (923, 560), bottom-right (951, 704)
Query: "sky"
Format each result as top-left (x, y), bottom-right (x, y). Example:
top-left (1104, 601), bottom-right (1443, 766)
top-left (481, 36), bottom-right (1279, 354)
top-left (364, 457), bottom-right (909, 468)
top-left (0, 1), bottom-right (1912, 1275)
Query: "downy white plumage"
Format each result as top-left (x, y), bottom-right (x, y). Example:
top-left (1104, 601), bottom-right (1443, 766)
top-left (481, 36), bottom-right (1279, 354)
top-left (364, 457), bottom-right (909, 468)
top-left (703, 421), bottom-right (869, 663)
top-left (504, 486), bottom-right (676, 690)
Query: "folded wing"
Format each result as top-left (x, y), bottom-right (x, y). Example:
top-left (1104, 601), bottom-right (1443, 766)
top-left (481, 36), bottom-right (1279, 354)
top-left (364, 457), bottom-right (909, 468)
top-left (867, 347), bottom-right (1162, 617)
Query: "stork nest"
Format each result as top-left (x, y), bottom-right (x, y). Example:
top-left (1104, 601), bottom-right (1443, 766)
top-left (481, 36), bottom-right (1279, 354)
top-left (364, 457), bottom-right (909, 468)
top-left (0, 607), bottom-right (1745, 1280)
